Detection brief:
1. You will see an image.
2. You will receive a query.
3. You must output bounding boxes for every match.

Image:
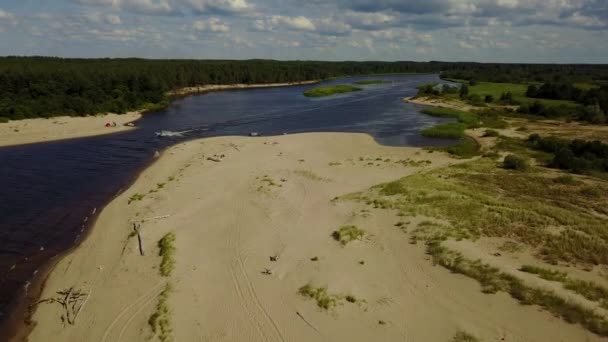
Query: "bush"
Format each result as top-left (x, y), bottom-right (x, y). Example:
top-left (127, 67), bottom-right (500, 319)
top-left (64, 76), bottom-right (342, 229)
top-left (503, 155), bottom-right (529, 171)
top-left (158, 232), bottom-right (176, 277)
top-left (482, 129), bottom-right (499, 137)
top-left (332, 225), bottom-right (365, 245)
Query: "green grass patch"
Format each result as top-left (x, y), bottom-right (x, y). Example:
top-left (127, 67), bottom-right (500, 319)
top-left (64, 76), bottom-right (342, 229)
top-left (348, 157), bottom-right (608, 265)
top-left (148, 283), bottom-right (172, 342)
top-left (452, 331), bottom-right (481, 342)
top-left (332, 225), bottom-right (365, 245)
top-left (298, 284), bottom-right (341, 310)
top-left (427, 241), bottom-right (608, 337)
top-left (158, 232), bottom-right (176, 277)
top-left (354, 79), bottom-right (387, 85)
top-left (128, 193), bottom-right (145, 204)
top-left (304, 85), bottom-right (362, 97)
top-left (520, 264), bottom-right (608, 309)
top-left (502, 155), bottom-right (530, 171)
top-left (421, 123), bottom-right (467, 139)
top-left (440, 137), bottom-right (481, 159)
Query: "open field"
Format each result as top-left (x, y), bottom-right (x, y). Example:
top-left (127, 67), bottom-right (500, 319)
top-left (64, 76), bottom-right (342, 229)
top-left (27, 131), bottom-right (608, 342)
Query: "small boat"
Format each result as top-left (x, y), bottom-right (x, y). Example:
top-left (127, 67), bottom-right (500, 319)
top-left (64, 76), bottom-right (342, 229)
top-left (155, 130), bottom-right (183, 137)
top-left (249, 132), bottom-right (260, 137)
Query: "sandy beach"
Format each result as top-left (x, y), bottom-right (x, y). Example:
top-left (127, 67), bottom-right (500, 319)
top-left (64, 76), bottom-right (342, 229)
top-left (26, 132), bottom-right (603, 342)
top-left (169, 80), bottom-right (319, 96)
top-left (0, 112), bottom-right (141, 148)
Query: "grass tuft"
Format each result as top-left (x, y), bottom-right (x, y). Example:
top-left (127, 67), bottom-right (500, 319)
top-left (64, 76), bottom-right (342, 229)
top-left (298, 284), bottom-right (340, 310)
top-left (148, 283), bottom-right (172, 342)
top-left (158, 232), bottom-right (176, 277)
top-left (332, 225), bottom-right (365, 245)
top-left (452, 331), bottom-right (480, 342)
top-left (304, 85), bottom-right (362, 97)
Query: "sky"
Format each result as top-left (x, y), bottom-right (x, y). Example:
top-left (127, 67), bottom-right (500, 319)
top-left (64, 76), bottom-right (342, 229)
top-left (0, 0), bottom-right (606, 63)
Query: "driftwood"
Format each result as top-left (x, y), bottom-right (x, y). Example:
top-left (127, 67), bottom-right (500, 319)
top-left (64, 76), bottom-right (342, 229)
top-left (34, 287), bottom-right (88, 325)
top-left (207, 157), bottom-right (221, 162)
top-left (133, 223), bottom-right (145, 256)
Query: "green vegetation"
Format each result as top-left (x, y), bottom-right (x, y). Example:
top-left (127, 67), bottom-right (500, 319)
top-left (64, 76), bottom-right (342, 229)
top-left (128, 193), bottom-right (145, 204)
top-left (502, 155), bottom-right (530, 171)
top-left (332, 225), bottom-right (365, 245)
top-left (482, 129), bottom-right (499, 137)
top-left (427, 241), bottom-right (608, 336)
top-left (158, 232), bottom-right (176, 277)
top-left (347, 157), bottom-right (608, 265)
top-left (298, 284), bottom-right (341, 310)
top-left (303, 84), bottom-right (362, 97)
top-left (528, 134), bottom-right (608, 175)
top-left (452, 331), bottom-right (481, 342)
top-left (520, 265), bottom-right (608, 309)
top-left (439, 137), bottom-right (481, 159)
top-left (421, 123), bottom-right (467, 139)
top-left (149, 283), bottom-right (172, 342)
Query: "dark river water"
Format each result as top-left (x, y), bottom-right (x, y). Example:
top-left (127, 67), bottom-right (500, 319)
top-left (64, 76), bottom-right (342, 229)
top-left (0, 73), bottom-right (453, 333)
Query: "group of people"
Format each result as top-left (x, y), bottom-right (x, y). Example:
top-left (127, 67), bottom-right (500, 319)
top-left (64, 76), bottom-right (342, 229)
top-left (104, 121), bottom-right (117, 128)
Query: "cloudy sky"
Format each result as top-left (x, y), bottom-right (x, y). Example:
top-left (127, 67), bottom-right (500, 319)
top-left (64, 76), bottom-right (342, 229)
top-left (0, 0), bottom-right (606, 62)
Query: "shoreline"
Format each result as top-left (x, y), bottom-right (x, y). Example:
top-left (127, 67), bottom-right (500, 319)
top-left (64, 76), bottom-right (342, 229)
top-left (24, 132), bottom-right (603, 342)
top-left (0, 81), bottom-right (320, 148)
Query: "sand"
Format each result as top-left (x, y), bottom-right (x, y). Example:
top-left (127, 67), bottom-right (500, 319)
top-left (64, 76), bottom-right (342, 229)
top-left (0, 112), bottom-right (141, 148)
top-left (27, 133), bottom-right (604, 342)
top-left (169, 80), bottom-right (319, 96)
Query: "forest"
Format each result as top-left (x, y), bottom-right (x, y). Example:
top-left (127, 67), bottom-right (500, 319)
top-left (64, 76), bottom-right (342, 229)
top-left (528, 134), bottom-right (608, 175)
top-left (1, 57), bottom-right (608, 121)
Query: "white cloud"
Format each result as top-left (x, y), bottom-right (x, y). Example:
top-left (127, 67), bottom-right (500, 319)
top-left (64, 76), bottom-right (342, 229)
top-left (458, 40), bottom-right (475, 49)
top-left (192, 17), bottom-right (230, 32)
top-left (255, 15), bottom-right (316, 32)
top-left (0, 8), bottom-right (17, 25)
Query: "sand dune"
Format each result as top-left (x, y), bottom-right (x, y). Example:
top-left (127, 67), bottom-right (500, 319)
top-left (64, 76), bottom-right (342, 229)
top-left (0, 112), bottom-right (141, 147)
top-left (28, 133), bottom-right (603, 342)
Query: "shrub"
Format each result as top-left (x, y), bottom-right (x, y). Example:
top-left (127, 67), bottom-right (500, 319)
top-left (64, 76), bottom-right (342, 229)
top-left (298, 284), bottom-right (340, 310)
top-left (503, 155), bottom-right (529, 171)
top-left (482, 129), bottom-right (499, 137)
top-left (158, 232), bottom-right (176, 277)
top-left (332, 225), bottom-right (365, 245)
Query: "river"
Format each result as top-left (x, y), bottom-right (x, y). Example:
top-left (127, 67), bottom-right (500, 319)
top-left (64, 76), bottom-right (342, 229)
top-left (0, 73), bottom-right (453, 335)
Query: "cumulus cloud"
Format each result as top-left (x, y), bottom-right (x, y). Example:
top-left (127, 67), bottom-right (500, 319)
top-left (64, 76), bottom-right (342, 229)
top-left (192, 17), bottom-right (229, 32)
top-left (254, 15), bottom-right (316, 32)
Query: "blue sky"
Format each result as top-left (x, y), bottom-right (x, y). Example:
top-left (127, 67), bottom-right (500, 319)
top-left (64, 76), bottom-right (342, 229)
top-left (0, 0), bottom-right (606, 62)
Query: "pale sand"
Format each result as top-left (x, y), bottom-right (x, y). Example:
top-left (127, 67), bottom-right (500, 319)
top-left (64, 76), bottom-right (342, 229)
top-left (0, 112), bottom-right (141, 148)
top-left (169, 80), bottom-right (319, 96)
top-left (28, 133), bottom-right (603, 342)
top-left (404, 96), bottom-right (477, 111)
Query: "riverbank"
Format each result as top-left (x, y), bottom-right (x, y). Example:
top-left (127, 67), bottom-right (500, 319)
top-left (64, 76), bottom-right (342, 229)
top-left (26, 132), bottom-right (603, 342)
top-left (0, 112), bottom-right (142, 148)
top-left (404, 96), bottom-right (477, 111)
top-left (0, 81), bottom-right (320, 148)
top-left (168, 80), bottom-right (319, 96)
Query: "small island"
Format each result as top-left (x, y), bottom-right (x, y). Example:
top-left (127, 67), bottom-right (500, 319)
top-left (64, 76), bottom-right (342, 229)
top-left (353, 79), bottom-right (388, 85)
top-left (303, 84), bottom-right (362, 97)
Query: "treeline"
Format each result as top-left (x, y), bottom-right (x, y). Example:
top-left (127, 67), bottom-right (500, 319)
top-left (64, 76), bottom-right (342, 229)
top-left (2, 57), bottom-right (608, 121)
top-left (440, 63), bottom-right (608, 84)
top-left (524, 83), bottom-right (608, 123)
top-left (528, 134), bottom-right (608, 174)
top-left (0, 57), bottom-right (444, 120)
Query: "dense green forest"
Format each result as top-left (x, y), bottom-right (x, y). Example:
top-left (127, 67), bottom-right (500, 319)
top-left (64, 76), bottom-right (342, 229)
top-left (1, 57), bottom-right (608, 121)
top-left (528, 134), bottom-right (608, 175)
top-left (0, 57), bottom-right (444, 120)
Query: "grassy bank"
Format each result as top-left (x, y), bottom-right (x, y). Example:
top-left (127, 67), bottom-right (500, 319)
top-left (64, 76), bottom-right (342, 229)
top-left (304, 85), bottom-right (362, 97)
top-left (353, 80), bottom-right (387, 85)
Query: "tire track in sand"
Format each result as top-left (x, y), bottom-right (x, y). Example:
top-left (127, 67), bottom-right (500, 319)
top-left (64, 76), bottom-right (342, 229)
top-left (226, 184), bottom-right (285, 342)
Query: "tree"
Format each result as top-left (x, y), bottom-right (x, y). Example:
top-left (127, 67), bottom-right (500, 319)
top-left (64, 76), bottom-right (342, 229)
top-left (459, 84), bottom-right (469, 99)
top-left (484, 95), bottom-right (494, 103)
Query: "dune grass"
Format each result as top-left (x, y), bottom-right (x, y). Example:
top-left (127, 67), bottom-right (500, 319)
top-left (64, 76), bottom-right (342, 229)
top-left (128, 193), bottom-right (145, 204)
top-left (440, 137), bottom-right (481, 158)
top-left (332, 225), bottom-right (365, 245)
top-left (298, 284), bottom-right (341, 310)
top-left (304, 85), bottom-right (362, 97)
top-left (148, 283), bottom-right (172, 342)
top-left (158, 232), bottom-right (176, 277)
top-left (427, 240), bottom-right (608, 337)
top-left (346, 157), bottom-right (608, 266)
top-left (520, 265), bottom-right (608, 309)
top-left (452, 331), bottom-right (480, 342)
top-left (421, 123), bottom-right (467, 139)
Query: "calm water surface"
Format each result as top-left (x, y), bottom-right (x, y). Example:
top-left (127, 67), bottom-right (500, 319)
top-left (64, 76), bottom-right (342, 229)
top-left (0, 74), bottom-right (454, 328)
